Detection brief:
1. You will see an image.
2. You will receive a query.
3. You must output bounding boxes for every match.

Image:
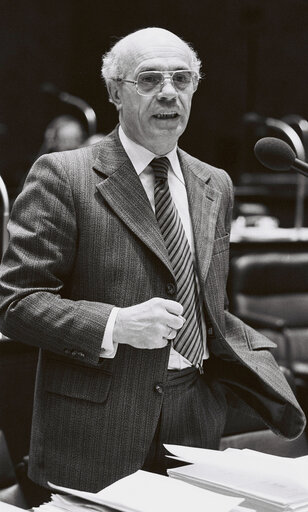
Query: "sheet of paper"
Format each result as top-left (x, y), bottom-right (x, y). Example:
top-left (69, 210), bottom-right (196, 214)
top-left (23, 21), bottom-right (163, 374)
top-left (230, 508), bottom-right (256, 512)
top-left (49, 470), bottom-right (243, 512)
top-left (168, 461), bottom-right (308, 508)
top-left (165, 444), bottom-right (308, 494)
top-left (32, 506), bottom-right (60, 512)
top-left (165, 444), bottom-right (299, 466)
top-left (0, 504), bottom-right (27, 512)
top-left (164, 443), bottom-right (224, 464)
top-left (51, 493), bottom-right (114, 511)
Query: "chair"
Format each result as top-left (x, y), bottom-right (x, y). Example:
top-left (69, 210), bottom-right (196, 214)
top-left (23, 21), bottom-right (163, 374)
top-left (219, 251), bottom-right (308, 455)
top-left (0, 338), bottom-right (38, 466)
top-left (0, 338), bottom-right (50, 507)
top-left (0, 430), bottom-right (28, 509)
top-left (228, 251), bottom-right (308, 417)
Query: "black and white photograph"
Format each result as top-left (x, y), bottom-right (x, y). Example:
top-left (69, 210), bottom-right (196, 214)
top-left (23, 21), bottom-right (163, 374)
top-left (0, 1), bottom-right (308, 511)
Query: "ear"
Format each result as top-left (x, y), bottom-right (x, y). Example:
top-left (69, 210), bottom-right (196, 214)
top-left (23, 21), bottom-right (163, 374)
top-left (107, 81), bottom-right (122, 111)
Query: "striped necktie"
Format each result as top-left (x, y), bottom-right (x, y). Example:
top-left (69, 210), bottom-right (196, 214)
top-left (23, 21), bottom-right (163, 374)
top-left (152, 157), bottom-right (204, 369)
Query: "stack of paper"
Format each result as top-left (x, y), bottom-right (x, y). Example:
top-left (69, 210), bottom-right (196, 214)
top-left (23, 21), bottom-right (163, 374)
top-left (32, 470), bottom-right (246, 512)
top-left (166, 445), bottom-right (308, 512)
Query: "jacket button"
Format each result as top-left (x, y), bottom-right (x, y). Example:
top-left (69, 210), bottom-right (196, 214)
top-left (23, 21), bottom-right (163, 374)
top-left (71, 350), bottom-right (78, 357)
top-left (77, 351), bottom-right (85, 358)
top-left (63, 348), bottom-right (70, 354)
top-left (166, 283), bottom-right (176, 296)
top-left (154, 384), bottom-right (164, 394)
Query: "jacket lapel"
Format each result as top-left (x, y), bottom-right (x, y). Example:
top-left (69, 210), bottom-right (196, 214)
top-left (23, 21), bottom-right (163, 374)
top-left (93, 130), bottom-right (222, 283)
top-left (178, 149), bottom-right (222, 285)
top-left (93, 130), bottom-right (174, 276)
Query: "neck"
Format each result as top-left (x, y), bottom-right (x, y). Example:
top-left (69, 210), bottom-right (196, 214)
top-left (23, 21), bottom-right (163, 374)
top-left (119, 125), bottom-right (177, 156)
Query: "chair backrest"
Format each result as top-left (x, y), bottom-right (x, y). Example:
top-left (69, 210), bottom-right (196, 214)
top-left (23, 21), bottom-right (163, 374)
top-left (0, 339), bottom-right (38, 466)
top-left (225, 255), bottom-right (308, 454)
top-left (0, 430), bottom-right (27, 509)
top-left (229, 252), bottom-right (308, 326)
top-left (229, 251), bottom-right (308, 368)
top-left (220, 428), bottom-right (308, 456)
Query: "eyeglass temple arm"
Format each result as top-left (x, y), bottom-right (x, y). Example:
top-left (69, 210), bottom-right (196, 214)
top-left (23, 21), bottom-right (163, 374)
top-left (113, 78), bottom-right (137, 85)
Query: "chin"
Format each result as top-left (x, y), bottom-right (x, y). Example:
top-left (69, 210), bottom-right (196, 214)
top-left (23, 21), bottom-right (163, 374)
top-left (152, 124), bottom-right (183, 140)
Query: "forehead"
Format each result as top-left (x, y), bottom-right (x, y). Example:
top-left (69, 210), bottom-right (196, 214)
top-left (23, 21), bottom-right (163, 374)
top-left (121, 32), bottom-right (193, 75)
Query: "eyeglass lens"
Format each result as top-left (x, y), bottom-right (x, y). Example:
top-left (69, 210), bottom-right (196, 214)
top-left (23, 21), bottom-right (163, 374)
top-left (137, 71), bottom-right (197, 95)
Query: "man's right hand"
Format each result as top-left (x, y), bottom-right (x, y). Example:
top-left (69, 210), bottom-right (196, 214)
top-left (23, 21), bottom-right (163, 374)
top-left (113, 297), bottom-right (185, 349)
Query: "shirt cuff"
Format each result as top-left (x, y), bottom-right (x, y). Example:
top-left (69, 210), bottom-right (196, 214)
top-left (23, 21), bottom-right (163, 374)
top-left (100, 307), bottom-right (120, 358)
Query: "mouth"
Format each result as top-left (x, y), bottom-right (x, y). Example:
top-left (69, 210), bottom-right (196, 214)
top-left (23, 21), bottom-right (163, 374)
top-left (153, 112), bottom-right (179, 120)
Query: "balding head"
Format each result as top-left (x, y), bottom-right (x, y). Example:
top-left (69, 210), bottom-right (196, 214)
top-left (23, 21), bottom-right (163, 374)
top-left (101, 27), bottom-right (201, 154)
top-left (102, 27), bottom-right (201, 88)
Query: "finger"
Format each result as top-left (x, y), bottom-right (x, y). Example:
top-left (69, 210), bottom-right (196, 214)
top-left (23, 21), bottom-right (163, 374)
top-left (167, 328), bottom-right (177, 340)
top-left (167, 314), bottom-right (185, 330)
top-left (157, 337), bottom-right (169, 348)
top-left (164, 327), bottom-right (172, 340)
top-left (163, 299), bottom-right (183, 316)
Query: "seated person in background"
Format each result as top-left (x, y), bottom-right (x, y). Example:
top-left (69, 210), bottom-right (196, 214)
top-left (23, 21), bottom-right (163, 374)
top-left (17, 115), bottom-right (87, 195)
top-left (36, 114), bottom-right (87, 156)
top-left (0, 27), bottom-right (305, 493)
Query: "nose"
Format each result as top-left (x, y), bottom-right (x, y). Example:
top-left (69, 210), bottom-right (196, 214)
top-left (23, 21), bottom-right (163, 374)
top-left (157, 77), bottom-right (178, 100)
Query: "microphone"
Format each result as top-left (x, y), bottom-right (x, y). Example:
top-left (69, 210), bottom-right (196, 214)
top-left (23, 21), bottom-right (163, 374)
top-left (254, 137), bottom-right (308, 178)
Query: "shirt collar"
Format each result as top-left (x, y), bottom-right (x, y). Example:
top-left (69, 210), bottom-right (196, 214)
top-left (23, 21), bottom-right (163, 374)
top-left (118, 125), bottom-right (184, 184)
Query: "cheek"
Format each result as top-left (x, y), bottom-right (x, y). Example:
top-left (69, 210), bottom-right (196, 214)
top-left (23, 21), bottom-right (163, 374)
top-left (137, 103), bottom-right (153, 127)
top-left (183, 96), bottom-right (193, 114)
top-left (122, 105), bottom-right (139, 131)
top-left (121, 93), bottom-right (138, 118)
top-left (125, 97), bottom-right (148, 121)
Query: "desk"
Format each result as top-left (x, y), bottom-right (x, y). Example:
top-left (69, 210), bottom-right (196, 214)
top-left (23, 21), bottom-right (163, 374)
top-left (230, 226), bottom-right (308, 258)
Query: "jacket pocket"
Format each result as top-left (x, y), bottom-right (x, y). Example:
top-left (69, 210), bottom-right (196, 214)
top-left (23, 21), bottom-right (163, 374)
top-left (212, 233), bottom-right (230, 255)
top-left (44, 357), bottom-right (112, 403)
top-left (248, 334), bottom-right (277, 351)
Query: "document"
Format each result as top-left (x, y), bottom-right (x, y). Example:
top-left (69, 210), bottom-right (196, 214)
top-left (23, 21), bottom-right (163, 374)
top-left (0, 504), bottom-right (27, 512)
top-left (36, 470), bottom-right (244, 512)
top-left (165, 445), bottom-right (308, 511)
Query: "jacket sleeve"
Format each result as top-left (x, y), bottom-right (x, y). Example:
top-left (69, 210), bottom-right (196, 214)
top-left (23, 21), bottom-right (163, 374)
top-left (0, 153), bottom-right (114, 366)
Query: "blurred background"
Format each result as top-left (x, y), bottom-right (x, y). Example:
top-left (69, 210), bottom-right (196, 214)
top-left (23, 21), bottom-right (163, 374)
top-left (0, 0), bottom-right (307, 225)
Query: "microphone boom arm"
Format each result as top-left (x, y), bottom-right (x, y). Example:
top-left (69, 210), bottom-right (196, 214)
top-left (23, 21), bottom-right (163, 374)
top-left (58, 91), bottom-right (97, 136)
top-left (261, 118), bottom-right (306, 229)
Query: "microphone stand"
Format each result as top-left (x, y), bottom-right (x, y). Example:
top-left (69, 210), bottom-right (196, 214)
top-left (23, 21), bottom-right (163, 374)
top-left (263, 117), bottom-right (306, 229)
top-left (57, 90), bottom-right (97, 137)
top-left (282, 116), bottom-right (308, 230)
top-left (41, 83), bottom-right (97, 137)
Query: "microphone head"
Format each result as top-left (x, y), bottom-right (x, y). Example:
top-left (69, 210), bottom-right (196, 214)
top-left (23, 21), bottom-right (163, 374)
top-left (254, 137), bottom-right (296, 171)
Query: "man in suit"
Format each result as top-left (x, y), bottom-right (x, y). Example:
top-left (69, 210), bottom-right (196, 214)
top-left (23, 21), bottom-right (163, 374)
top-left (0, 27), bottom-right (305, 492)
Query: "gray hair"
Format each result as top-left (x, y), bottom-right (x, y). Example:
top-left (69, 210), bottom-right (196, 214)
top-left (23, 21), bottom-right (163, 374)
top-left (101, 28), bottom-right (202, 94)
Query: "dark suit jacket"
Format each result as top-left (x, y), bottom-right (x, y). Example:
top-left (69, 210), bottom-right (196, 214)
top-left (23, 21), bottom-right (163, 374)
top-left (0, 127), bottom-right (305, 491)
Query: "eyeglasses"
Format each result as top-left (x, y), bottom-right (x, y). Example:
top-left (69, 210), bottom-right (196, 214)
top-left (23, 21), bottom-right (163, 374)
top-left (113, 70), bottom-right (200, 96)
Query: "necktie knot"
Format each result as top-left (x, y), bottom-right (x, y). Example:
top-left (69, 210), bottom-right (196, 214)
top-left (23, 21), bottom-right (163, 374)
top-left (151, 157), bottom-right (170, 182)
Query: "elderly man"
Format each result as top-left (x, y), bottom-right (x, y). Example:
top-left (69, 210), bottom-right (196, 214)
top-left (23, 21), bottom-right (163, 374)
top-left (0, 27), bottom-right (305, 492)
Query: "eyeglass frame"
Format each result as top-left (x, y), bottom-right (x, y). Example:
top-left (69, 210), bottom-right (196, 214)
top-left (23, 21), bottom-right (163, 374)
top-left (112, 69), bottom-right (201, 96)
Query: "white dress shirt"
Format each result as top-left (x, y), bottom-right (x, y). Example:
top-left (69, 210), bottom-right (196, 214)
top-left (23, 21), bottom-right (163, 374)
top-left (100, 126), bottom-right (208, 369)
